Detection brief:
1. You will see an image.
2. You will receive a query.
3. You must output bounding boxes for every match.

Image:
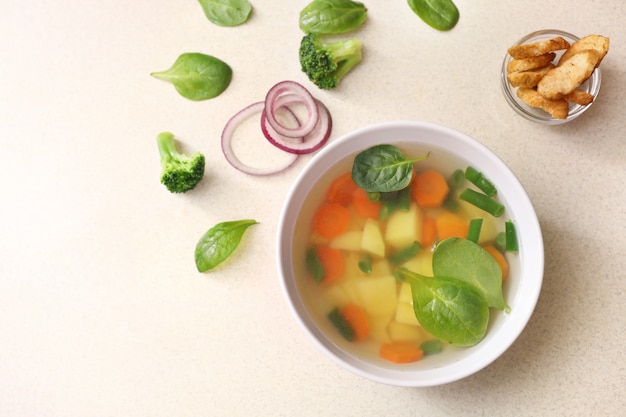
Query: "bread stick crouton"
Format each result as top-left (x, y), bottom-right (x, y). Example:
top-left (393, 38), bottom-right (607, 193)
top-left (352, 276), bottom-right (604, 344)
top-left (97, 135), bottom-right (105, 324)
top-left (507, 64), bottom-right (555, 88)
top-left (508, 36), bottom-right (570, 59)
top-left (536, 49), bottom-right (601, 99)
top-left (559, 34), bottom-right (609, 65)
top-left (507, 53), bottom-right (556, 73)
top-left (517, 87), bottom-right (569, 119)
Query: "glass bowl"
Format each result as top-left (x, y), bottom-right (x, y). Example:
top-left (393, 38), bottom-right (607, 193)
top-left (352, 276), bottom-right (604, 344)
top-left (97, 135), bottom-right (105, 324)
top-left (501, 29), bottom-right (602, 125)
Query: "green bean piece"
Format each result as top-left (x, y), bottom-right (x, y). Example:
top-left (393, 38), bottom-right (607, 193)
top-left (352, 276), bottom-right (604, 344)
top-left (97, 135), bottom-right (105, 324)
top-left (467, 218), bottom-right (483, 243)
top-left (398, 186), bottom-right (411, 212)
top-left (494, 231), bottom-right (506, 252)
top-left (465, 166), bottom-right (497, 197)
top-left (505, 220), bottom-right (519, 252)
top-left (327, 307), bottom-right (355, 341)
top-left (367, 191), bottom-right (381, 202)
top-left (379, 197), bottom-right (398, 221)
top-left (420, 339), bottom-right (443, 355)
top-left (306, 247), bottom-right (325, 284)
top-left (389, 241), bottom-right (422, 265)
top-left (442, 193), bottom-right (460, 212)
top-left (358, 254), bottom-right (373, 274)
top-left (459, 188), bottom-right (505, 217)
top-left (448, 169), bottom-right (465, 189)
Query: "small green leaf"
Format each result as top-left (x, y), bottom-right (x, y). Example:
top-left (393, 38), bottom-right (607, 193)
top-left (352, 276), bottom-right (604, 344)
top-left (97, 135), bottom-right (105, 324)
top-left (433, 238), bottom-right (510, 312)
top-left (299, 0), bottom-right (368, 34)
top-left (198, 0), bottom-right (252, 27)
top-left (352, 144), bottom-right (429, 192)
top-left (195, 219), bottom-right (258, 272)
top-left (407, 0), bottom-right (460, 31)
top-left (396, 268), bottom-right (489, 346)
top-left (151, 53), bottom-right (232, 101)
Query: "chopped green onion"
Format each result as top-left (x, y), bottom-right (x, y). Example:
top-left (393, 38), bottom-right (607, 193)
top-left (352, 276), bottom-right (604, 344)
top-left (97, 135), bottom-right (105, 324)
top-left (389, 241), bottom-right (422, 265)
top-left (465, 166), bottom-right (497, 197)
top-left (467, 218), bottom-right (483, 243)
top-left (505, 220), bottom-right (519, 252)
top-left (459, 188), bottom-right (504, 217)
top-left (305, 247), bottom-right (325, 284)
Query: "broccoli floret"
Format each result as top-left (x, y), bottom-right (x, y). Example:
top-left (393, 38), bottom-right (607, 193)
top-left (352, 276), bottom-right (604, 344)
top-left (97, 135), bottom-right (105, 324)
top-left (299, 33), bottom-right (363, 90)
top-left (157, 131), bottom-right (205, 193)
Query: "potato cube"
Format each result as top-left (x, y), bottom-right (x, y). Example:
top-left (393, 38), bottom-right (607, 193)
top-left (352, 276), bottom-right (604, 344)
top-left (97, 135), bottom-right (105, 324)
top-left (322, 285), bottom-right (350, 308)
top-left (385, 203), bottom-right (422, 248)
top-left (354, 275), bottom-right (397, 317)
top-left (402, 251), bottom-right (434, 277)
top-left (395, 302), bottom-right (420, 326)
top-left (361, 218), bottom-right (385, 257)
top-left (388, 321), bottom-right (424, 343)
top-left (368, 314), bottom-right (393, 343)
top-left (458, 200), bottom-right (498, 244)
top-left (398, 282), bottom-right (413, 304)
top-left (330, 230), bottom-right (362, 251)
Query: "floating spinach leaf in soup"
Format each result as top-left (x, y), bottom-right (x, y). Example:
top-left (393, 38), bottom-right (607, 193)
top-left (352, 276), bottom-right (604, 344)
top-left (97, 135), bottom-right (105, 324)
top-left (151, 53), bottom-right (232, 101)
top-left (352, 144), bottom-right (429, 193)
top-left (433, 238), bottom-right (510, 312)
top-left (195, 219), bottom-right (258, 272)
top-left (299, 0), bottom-right (368, 34)
top-left (407, 0), bottom-right (459, 31)
top-left (198, 0), bottom-right (252, 27)
top-left (395, 268), bottom-right (489, 346)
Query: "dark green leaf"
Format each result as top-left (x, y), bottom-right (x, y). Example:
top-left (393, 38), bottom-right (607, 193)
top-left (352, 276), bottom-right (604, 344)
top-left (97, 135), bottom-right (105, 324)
top-left (352, 144), bottom-right (429, 192)
top-left (195, 219), bottom-right (258, 272)
top-left (151, 53), bottom-right (232, 101)
top-left (299, 0), bottom-right (367, 34)
top-left (433, 238), bottom-right (510, 311)
top-left (396, 268), bottom-right (489, 346)
top-left (198, 0), bottom-right (252, 27)
top-left (407, 0), bottom-right (460, 31)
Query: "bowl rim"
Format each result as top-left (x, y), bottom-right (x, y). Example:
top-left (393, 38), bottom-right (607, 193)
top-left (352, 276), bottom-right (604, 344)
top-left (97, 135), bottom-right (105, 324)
top-left (276, 120), bottom-right (544, 387)
top-left (500, 29), bottom-right (602, 125)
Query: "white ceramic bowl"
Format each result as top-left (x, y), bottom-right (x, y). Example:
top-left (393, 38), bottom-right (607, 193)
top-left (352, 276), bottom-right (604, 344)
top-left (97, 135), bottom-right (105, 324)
top-left (276, 121), bottom-right (544, 387)
top-left (501, 29), bottom-right (602, 124)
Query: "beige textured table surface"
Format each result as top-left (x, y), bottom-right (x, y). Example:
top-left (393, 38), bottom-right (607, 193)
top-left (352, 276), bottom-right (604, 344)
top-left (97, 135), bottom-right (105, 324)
top-left (1, 1), bottom-right (624, 416)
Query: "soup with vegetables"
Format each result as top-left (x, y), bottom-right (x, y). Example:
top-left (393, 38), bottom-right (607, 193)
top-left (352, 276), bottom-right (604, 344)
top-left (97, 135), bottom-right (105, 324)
top-left (303, 144), bottom-right (517, 365)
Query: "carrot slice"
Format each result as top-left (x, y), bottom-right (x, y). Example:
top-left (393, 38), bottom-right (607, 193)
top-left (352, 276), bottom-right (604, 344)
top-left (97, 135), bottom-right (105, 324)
top-left (412, 169), bottom-right (450, 208)
top-left (483, 244), bottom-right (509, 281)
top-left (435, 211), bottom-right (469, 241)
top-left (316, 246), bottom-right (345, 285)
top-left (326, 172), bottom-right (358, 206)
top-left (313, 202), bottom-right (351, 239)
top-left (352, 187), bottom-right (381, 219)
top-left (421, 215), bottom-right (437, 248)
top-left (341, 303), bottom-right (369, 341)
top-left (379, 342), bottom-right (424, 364)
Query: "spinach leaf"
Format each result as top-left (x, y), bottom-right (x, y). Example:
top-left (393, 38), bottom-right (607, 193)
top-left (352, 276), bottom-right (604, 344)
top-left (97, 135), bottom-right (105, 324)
top-left (407, 0), bottom-right (460, 31)
top-left (352, 144), bottom-right (429, 193)
top-left (151, 53), bottom-right (232, 101)
top-left (433, 238), bottom-right (510, 312)
top-left (396, 268), bottom-right (489, 346)
top-left (299, 0), bottom-right (368, 34)
top-left (198, 0), bottom-right (252, 27)
top-left (195, 219), bottom-right (258, 272)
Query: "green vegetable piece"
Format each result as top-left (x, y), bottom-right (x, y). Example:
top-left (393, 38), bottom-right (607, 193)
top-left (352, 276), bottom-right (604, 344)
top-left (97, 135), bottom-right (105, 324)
top-left (433, 238), bottom-right (510, 312)
top-left (505, 220), bottom-right (519, 252)
top-left (352, 145), bottom-right (429, 193)
top-left (494, 231), bottom-right (506, 252)
top-left (299, 33), bottom-right (363, 90)
top-left (358, 254), bottom-right (373, 273)
top-left (420, 339), bottom-right (443, 355)
top-left (328, 307), bottom-right (355, 341)
top-left (466, 218), bottom-right (483, 243)
top-left (397, 186), bottom-right (411, 212)
top-left (306, 247), bottom-right (326, 283)
top-left (151, 53), bottom-right (232, 101)
top-left (195, 219), bottom-right (258, 272)
top-left (465, 166), bottom-right (497, 197)
top-left (157, 132), bottom-right (205, 193)
top-left (448, 169), bottom-right (465, 189)
top-left (389, 241), bottom-right (422, 265)
top-left (197, 0), bottom-right (252, 27)
top-left (299, 0), bottom-right (368, 34)
top-left (459, 188), bottom-right (505, 217)
top-left (407, 0), bottom-right (460, 31)
top-left (379, 197), bottom-right (398, 221)
top-left (396, 268), bottom-right (489, 346)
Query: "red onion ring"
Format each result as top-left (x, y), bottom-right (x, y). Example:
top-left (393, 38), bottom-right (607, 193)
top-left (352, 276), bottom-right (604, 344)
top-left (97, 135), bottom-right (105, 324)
top-left (221, 101), bottom-right (301, 176)
top-left (264, 81), bottom-right (319, 138)
top-left (261, 100), bottom-right (332, 155)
